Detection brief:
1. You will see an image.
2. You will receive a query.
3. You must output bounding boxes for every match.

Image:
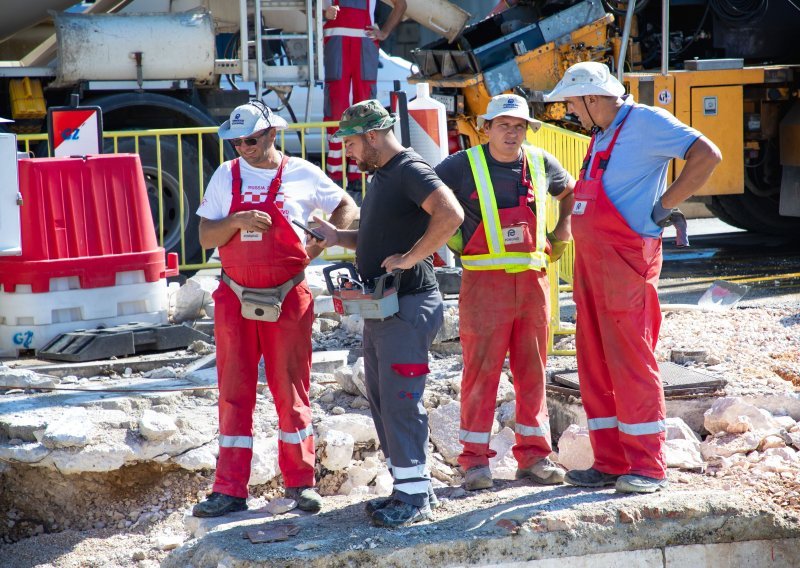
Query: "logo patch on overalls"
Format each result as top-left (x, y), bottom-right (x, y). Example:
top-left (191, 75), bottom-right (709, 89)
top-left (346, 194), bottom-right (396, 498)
top-left (241, 230), bottom-right (262, 241)
top-left (573, 201), bottom-right (588, 215)
top-left (502, 226), bottom-right (524, 244)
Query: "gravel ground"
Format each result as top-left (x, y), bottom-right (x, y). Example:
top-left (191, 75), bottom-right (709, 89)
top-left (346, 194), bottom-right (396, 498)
top-left (1, 297), bottom-right (798, 567)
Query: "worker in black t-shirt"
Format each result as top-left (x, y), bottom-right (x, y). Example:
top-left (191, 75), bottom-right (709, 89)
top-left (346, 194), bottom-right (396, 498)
top-left (312, 99), bottom-right (464, 528)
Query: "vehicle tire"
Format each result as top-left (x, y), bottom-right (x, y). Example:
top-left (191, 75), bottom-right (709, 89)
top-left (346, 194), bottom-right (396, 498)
top-left (706, 196), bottom-right (748, 231)
top-left (711, 191), bottom-right (800, 239)
top-left (110, 136), bottom-right (210, 264)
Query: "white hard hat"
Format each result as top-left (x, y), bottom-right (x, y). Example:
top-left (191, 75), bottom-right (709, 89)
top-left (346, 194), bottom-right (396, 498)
top-left (544, 62), bottom-right (625, 102)
top-left (478, 94), bottom-right (542, 131)
top-left (218, 101), bottom-right (287, 140)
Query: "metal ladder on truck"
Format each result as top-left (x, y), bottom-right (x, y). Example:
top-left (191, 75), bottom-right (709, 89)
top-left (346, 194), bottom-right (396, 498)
top-left (238, 0), bottom-right (324, 122)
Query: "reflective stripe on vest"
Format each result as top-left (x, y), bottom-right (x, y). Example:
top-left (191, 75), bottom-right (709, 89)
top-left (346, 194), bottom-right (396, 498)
top-left (461, 145), bottom-right (549, 272)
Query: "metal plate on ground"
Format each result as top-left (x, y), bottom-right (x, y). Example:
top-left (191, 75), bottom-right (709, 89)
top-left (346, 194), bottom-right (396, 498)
top-left (552, 361), bottom-right (726, 396)
top-left (38, 323), bottom-right (211, 362)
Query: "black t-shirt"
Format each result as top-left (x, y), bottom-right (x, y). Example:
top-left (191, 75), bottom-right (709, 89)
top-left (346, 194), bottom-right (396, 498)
top-left (434, 144), bottom-right (570, 245)
top-left (356, 149), bottom-right (442, 296)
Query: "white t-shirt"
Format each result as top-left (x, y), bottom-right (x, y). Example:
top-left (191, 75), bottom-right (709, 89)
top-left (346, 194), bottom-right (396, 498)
top-left (196, 156), bottom-right (345, 243)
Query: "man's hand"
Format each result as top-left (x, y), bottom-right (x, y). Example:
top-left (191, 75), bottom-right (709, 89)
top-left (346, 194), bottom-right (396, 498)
top-left (381, 253), bottom-right (415, 273)
top-left (547, 231), bottom-right (569, 262)
top-left (651, 201), bottom-right (690, 247)
top-left (310, 215), bottom-right (340, 248)
top-left (324, 5), bottom-right (339, 20)
top-left (234, 210), bottom-right (272, 232)
top-left (305, 241), bottom-right (325, 260)
top-left (365, 24), bottom-right (387, 42)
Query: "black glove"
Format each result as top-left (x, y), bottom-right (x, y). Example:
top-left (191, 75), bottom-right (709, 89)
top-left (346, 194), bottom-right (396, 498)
top-left (651, 201), bottom-right (689, 247)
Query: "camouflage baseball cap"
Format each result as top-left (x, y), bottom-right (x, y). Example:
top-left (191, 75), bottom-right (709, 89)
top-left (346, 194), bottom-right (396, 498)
top-left (333, 99), bottom-right (397, 138)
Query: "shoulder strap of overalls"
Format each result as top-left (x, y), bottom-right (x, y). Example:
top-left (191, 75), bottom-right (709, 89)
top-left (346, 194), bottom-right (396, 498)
top-left (266, 154), bottom-right (291, 204)
top-left (231, 158), bottom-right (243, 198)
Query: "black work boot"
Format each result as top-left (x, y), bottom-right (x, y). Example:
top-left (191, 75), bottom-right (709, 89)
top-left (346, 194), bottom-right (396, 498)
top-left (192, 492), bottom-right (247, 517)
top-left (370, 499), bottom-right (432, 528)
top-left (365, 488), bottom-right (439, 515)
top-left (564, 467), bottom-right (620, 488)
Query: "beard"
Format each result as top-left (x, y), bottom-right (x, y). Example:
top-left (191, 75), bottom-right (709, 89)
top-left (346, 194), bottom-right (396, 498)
top-left (356, 144), bottom-right (380, 173)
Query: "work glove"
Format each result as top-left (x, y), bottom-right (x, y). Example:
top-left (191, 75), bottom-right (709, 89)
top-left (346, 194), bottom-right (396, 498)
top-left (651, 201), bottom-right (690, 247)
top-left (547, 231), bottom-right (569, 262)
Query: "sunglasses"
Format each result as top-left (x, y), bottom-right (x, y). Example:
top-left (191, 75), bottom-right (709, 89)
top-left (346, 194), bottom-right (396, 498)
top-left (232, 130), bottom-right (267, 147)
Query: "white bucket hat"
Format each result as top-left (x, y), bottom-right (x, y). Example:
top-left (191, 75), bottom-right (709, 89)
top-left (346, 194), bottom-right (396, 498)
top-left (544, 62), bottom-right (625, 102)
top-left (478, 94), bottom-right (542, 131)
top-left (218, 102), bottom-right (287, 140)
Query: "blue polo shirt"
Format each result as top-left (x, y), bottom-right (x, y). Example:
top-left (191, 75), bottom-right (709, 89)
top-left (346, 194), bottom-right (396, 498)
top-left (585, 95), bottom-right (701, 237)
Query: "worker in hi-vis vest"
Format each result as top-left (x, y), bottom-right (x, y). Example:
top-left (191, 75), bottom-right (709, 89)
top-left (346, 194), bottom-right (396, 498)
top-left (434, 94), bottom-right (575, 492)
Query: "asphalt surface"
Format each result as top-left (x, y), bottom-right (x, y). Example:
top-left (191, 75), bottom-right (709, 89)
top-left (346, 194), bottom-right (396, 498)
top-left (659, 219), bottom-right (800, 306)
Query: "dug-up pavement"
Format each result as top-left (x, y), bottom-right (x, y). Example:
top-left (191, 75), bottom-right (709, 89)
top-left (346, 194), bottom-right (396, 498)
top-left (1, 266), bottom-right (799, 567)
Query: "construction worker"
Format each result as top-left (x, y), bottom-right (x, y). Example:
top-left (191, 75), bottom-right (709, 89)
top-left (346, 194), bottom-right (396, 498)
top-left (544, 62), bottom-right (721, 493)
top-left (322, 0), bottom-right (407, 201)
top-left (193, 101), bottom-right (358, 517)
top-left (311, 100), bottom-right (464, 527)
top-left (434, 94), bottom-right (575, 491)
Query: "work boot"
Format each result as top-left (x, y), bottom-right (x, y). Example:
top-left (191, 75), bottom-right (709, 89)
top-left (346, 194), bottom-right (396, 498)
top-left (516, 457), bottom-right (566, 485)
top-left (464, 465), bottom-right (494, 491)
top-left (365, 487), bottom-right (439, 515)
top-left (564, 467), bottom-right (620, 488)
top-left (615, 474), bottom-right (668, 494)
top-left (192, 492), bottom-right (247, 518)
top-left (370, 499), bottom-right (432, 528)
top-left (285, 486), bottom-right (323, 512)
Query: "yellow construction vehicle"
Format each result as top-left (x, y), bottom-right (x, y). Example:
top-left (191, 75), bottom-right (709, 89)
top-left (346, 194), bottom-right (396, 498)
top-left (409, 0), bottom-right (800, 237)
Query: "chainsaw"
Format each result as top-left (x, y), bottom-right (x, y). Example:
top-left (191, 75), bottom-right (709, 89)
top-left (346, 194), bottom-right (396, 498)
top-left (322, 262), bottom-right (401, 320)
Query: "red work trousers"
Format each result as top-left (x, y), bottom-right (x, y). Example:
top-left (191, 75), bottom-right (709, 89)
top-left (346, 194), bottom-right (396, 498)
top-left (458, 268), bottom-right (553, 471)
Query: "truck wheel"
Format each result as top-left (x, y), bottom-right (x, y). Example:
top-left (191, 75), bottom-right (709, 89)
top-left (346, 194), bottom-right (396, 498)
top-left (111, 136), bottom-right (208, 264)
top-left (711, 191), bottom-right (800, 239)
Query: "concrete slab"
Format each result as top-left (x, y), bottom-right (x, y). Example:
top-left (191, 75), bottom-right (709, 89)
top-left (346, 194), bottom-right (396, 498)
top-left (3, 352), bottom-right (201, 379)
top-left (311, 350), bottom-right (349, 374)
top-left (163, 488), bottom-right (800, 568)
top-left (665, 538), bottom-right (800, 568)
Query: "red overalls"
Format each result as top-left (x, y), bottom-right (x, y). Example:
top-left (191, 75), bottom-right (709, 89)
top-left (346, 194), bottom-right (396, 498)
top-left (458, 153), bottom-right (554, 472)
top-left (323, 0), bottom-right (379, 183)
top-left (212, 156), bottom-right (316, 498)
top-left (571, 108), bottom-right (667, 479)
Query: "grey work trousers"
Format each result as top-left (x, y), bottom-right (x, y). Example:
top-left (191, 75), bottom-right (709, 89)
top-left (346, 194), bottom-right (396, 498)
top-left (363, 290), bottom-right (443, 507)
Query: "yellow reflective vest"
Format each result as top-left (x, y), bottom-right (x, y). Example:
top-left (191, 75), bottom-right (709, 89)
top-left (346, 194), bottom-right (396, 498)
top-left (453, 144), bottom-right (548, 273)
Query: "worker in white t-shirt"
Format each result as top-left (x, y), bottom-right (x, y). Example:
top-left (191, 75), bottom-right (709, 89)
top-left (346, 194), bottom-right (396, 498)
top-left (193, 101), bottom-right (357, 518)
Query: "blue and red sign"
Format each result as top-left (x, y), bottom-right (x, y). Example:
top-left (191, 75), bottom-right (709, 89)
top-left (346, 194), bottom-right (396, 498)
top-left (47, 106), bottom-right (103, 157)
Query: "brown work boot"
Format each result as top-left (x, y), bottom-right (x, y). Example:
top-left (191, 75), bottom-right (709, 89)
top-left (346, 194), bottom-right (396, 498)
top-left (516, 457), bottom-right (566, 485)
top-left (464, 465), bottom-right (494, 491)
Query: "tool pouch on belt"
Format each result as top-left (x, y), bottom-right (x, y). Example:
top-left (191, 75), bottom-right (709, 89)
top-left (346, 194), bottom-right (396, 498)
top-left (222, 271), bottom-right (305, 322)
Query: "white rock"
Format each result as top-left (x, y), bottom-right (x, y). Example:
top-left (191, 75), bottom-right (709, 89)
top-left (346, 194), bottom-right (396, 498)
top-left (496, 373), bottom-right (515, 406)
top-left (372, 471), bottom-right (394, 495)
top-left (351, 358), bottom-right (368, 399)
top-left (173, 445), bottom-right (217, 471)
top-left (347, 460), bottom-right (379, 488)
top-left (317, 414), bottom-right (378, 445)
top-left (138, 410), bottom-right (178, 441)
top-left (318, 317), bottom-right (339, 332)
top-left (341, 314), bottom-right (364, 336)
top-left (556, 425), bottom-right (594, 471)
top-left (156, 535), bottom-right (183, 551)
top-left (313, 295), bottom-right (335, 314)
top-left (333, 365), bottom-right (358, 395)
top-left (664, 438), bottom-right (705, 470)
top-left (47, 442), bottom-right (134, 474)
top-left (250, 437), bottom-right (279, 486)
top-left (320, 429), bottom-right (355, 471)
top-left (0, 368), bottom-right (56, 390)
top-left (0, 442), bottom-right (50, 463)
top-left (312, 350), bottom-right (349, 374)
top-left (173, 277), bottom-right (216, 323)
top-left (703, 397), bottom-right (781, 436)
top-left (41, 409), bottom-right (95, 449)
top-left (266, 498), bottom-right (296, 515)
top-left (762, 446), bottom-right (799, 463)
top-left (433, 304), bottom-right (459, 344)
top-left (146, 367), bottom-right (178, 379)
top-left (488, 427), bottom-right (518, 480)
top-left (726, 416), bottom-right (753, 434)
top-left (428, 401), bottom-right (462, 465)
top-left (700, 432), bottom-right (761, 460)
top-left (774, 415), bottom-right (797, 430)
top-left (759, 435), bottom-right (786, 451)
top-left (665, 417), bottom-right (701, 442)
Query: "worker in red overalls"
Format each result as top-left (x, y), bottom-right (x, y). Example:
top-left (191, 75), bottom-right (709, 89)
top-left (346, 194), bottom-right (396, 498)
top-left (545, 63), bottom-right (721, 493)
top-left (193, 101), bottom-right (357, 517)
top-left (322, 0), bottom-right (407, 202)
